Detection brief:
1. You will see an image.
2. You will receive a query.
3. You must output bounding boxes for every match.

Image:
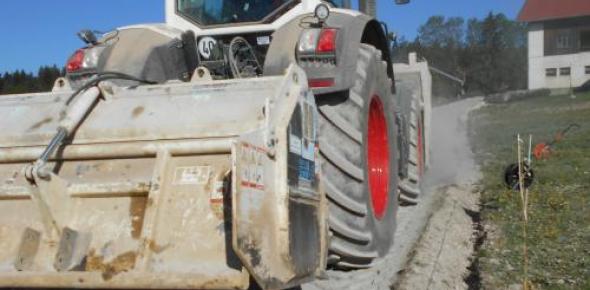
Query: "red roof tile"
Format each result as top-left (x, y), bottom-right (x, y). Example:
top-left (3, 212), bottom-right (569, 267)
top-left (518, 0), bottom-right (590, 22)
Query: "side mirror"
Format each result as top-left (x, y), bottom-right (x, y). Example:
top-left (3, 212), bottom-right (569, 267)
top-left (395, 0), bottom-right (410, 4)
top-left (77, 30), bottom-right (98, 45)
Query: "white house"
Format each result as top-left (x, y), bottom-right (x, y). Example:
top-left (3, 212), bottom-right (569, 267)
top-left (518, 0), bottom-right (590, 90)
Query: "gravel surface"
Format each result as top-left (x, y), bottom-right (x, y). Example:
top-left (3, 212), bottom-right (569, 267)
top-left (303, 97), bottom-right (484, 290)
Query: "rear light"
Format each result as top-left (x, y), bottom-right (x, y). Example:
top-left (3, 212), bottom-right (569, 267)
top-left (316, 29), bottom-right (337, 53)
top-left (298, 29), bottom-right (321, 54)
top-left (66, 47), bottom-right (105, 73)
top-left (297, 28), bottom-right (338, 55)
top-left (309, 78), bottom-right (335, 88)
top-left (66, 49), bottom-right (85, 73)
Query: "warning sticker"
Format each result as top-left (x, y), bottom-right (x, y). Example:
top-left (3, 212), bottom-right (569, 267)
top-left (257, 36), bottom-right (271, 46)
top-left (210, 180), bottom-right (225, 219)
top-left (301, 139), bottom-right (315, 161)
top-left (210, 181), bottom-right (224, 200)
top-left (239, 142), bottom-right (266, 191)
top-left (173, 166), bottom-right (211, 185)
top-left (289, 134), bottom-right (302, 155)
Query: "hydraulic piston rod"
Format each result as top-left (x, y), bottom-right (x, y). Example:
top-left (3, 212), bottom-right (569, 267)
top-left (25, 87), bottom-right (101, 181)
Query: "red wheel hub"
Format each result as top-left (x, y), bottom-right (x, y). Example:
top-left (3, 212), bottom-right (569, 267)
top-left (367, 96), bottom-right (390, 220)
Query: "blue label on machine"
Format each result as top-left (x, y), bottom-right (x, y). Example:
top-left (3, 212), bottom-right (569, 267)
top-left (298, 158), bottom-right (315, 181)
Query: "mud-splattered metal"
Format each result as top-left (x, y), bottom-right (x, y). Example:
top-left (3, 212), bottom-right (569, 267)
top-left (0, 65), bottom-right (327, 290)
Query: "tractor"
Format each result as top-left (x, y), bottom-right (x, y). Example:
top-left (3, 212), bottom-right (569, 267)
top-left (0, 0), bottom-right (429, 289)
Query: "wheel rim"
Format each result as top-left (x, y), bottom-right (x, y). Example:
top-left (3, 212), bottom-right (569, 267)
top-left (367, 96), bottom-right (390, 220)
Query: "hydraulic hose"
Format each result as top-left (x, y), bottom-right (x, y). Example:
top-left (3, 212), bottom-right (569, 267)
top-left (27, 72), bottom-right (156, 182)
top-left (66, 72), bottom-right (156, 105)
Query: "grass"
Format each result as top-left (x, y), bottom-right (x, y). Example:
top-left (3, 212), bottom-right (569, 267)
top-left (468, 92), bottom-right (590, 289)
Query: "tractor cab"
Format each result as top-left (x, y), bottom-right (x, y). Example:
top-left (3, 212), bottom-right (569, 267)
top-left (166, 0), bottom-right (325, 33)
top-left (176, 0), bottom-right (297, 26)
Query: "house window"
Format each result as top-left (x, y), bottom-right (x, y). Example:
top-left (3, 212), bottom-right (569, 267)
top-left (546, 68), bottom-right (557, 77)
top-left (556, 34), bottom-right (572, 49)
top-left (544, 28), bottom-right (577, 56)
top-left (586, 66), bottom-right (590, 75)
top-left (581, 30), bottom-right (590, 51)
top-left (560, 67), bottom-right (571, 76)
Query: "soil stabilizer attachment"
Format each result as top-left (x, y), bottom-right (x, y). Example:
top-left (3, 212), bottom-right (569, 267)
top-left (0, 65), bottom-right (327, 290)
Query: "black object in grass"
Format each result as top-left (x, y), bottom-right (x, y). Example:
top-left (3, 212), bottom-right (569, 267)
top-left (504, 163), bottom-right (535, 190)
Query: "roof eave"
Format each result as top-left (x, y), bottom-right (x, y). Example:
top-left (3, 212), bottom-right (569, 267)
top-left (519, 13), bottom-right (590, 23)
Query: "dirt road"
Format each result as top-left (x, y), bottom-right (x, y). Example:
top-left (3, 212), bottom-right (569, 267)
top-left (303, 97), bottom-right (484, 290)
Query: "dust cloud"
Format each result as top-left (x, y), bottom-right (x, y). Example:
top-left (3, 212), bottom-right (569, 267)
top-left (424, 97), bottom-right (484, 190)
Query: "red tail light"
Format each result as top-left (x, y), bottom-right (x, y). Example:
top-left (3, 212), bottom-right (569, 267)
top-left (309, 78), bottom-right (335, 88)
top-left (66, 49), bottom-right (85, 73)
top-left (316, 29), bottom-right (338, 53)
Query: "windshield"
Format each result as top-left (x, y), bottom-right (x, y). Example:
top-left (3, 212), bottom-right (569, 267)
top-left (177, 0), bottom-right (294, 26)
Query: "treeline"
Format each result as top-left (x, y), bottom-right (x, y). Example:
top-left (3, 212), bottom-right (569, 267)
top-left (393, 12), bottom-right (528, 98)
top-left (0, 65), bottom-right (64, 95)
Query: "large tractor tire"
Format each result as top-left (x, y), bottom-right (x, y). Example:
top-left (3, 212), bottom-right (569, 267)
top-left (399, 93), bottom-right (425, 205)
top-left (316, 44), bottom-right (400, 269)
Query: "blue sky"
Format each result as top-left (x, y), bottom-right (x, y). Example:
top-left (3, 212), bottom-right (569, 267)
top-left (0, 0), bottom-right (524, 74)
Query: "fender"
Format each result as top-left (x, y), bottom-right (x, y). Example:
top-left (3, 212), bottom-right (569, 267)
top-left (264, 12), bottom-right (395, 95)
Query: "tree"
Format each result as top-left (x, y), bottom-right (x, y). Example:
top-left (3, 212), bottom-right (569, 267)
top-left (464, 13), bottom-right (527, 94)
top-left (0, 65), bottom-right (64, 95)
top-left (395, 13), bottom-right (527, 98)
top-left (418, 16), bottom-right (465, 48)
top-left (392, 36), bottom-right (422, 63)
top-left (413, 16), bottom-right (467, 98)
top-left (38, 65), bottom-right (63, 91)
